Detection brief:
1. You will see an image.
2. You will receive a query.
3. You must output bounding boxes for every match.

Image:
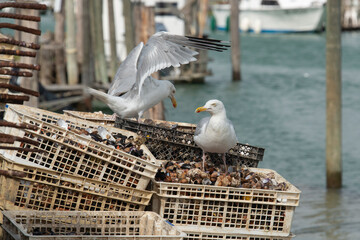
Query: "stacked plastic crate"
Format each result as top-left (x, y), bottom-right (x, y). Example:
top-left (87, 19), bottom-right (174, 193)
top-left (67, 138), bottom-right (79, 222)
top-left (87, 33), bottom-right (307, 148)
top-left (113, 118), bottom-right (300, 240)
top-left (0, 108), bottom-right (301, 239)
top-left (0, 104), bottom-right (160, 212)
top-left (1, 211), bottom-right (186, 240)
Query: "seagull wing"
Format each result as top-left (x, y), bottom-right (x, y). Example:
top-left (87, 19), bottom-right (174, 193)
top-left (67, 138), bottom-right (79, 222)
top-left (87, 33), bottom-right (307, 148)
top-left (107, 42), bottom-right (144, 96)
top-left (135, 31), bottom-right (230, 93)
top-left (227, 119), bottom-right (239, 143)
top-left (195, 117), bottom-right (210, 137)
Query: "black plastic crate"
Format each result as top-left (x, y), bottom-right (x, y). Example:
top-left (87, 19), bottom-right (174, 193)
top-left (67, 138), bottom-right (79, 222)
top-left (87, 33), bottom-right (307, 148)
top-left (115, 118), bottom-right (264, 167)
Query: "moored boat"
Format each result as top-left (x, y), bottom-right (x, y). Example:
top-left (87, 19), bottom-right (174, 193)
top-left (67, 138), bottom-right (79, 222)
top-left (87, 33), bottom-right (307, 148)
top-left (211, 0), bottom-right (326, 33)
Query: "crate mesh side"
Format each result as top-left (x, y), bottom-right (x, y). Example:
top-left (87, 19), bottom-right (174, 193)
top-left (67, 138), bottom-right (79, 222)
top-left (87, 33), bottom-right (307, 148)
top-left (2, 211), bottom-right (184, 238)
top-left (115, 118), bottom-right (265, 163)
top-left (0, 161), bottom-right (151, 212)
top-left (10, 121), bottom-right (154, 190)
top-left (145, 139), bottom-right (260, 167)
top-left (159, 196), bottom-right (294, 235)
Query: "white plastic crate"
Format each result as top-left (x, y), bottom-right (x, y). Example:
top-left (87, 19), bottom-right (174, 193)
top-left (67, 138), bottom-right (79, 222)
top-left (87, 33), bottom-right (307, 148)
top-left (152, 168), bottom-right (300, 237)
top-left (1, 211), bottom-right (186, 240)
top-left (1, 104), bottom-right (159, 190)
top-left (63, 110), bottom-right (116, 126)
top-left (0, 156), bottom-right (152, 212)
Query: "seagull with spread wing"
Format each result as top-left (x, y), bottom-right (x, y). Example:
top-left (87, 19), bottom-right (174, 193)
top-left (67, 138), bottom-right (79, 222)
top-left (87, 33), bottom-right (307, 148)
top-left (88, 31), bottom-right (230, 119)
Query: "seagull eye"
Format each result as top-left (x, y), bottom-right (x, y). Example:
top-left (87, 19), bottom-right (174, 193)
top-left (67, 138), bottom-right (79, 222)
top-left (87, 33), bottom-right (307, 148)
top-left (211, 103), bottom-right (217, 107)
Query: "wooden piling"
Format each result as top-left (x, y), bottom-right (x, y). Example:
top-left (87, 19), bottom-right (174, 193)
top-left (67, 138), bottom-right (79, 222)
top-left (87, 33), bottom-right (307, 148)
top-left (123, 0), bottom-right (135, 52)
top-left (65, 0), bottom-right (78, 85)
top-left (81, 0), bottom-right (93, 87)
top-left (230, 0), bottom-right (241, 81)
top-left (107, 0), bottom-right (118, 80)
top-left (18, 8), bottom-right (39, 107)
top-left (326, 0), bottom-right (342, 188)
top-left (90, 0), bottom-right (107, 84)
top-left (54, 0), bottom-right (66, 84)
top-left (76, 0), bottom-right (84, 64)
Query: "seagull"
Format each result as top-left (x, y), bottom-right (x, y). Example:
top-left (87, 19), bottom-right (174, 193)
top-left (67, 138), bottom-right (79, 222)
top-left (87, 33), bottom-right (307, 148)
top-left (194, 99), bottom-right (238, 173)
top-left (88, 31), bottom-right (230, 119)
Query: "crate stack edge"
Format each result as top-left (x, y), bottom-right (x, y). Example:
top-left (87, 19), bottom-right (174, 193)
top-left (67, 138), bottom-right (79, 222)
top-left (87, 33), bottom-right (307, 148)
top-left (0, 104), bottom-right (161, 191)
top-left (1, 211), bottom-right (186, 240)
top-left (151, 167), bottom-right (300, 237)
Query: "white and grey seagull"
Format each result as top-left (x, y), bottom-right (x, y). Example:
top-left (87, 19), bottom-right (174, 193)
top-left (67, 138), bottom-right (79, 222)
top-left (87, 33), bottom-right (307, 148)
top-left (194, 99), bottom-right (238, 173)
top-left (88, 31), bottom-right (230, 119)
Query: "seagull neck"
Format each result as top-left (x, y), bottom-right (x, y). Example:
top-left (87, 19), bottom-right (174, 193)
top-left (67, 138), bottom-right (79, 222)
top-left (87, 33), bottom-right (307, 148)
top-left (210, 110), bottom-right (227, 120)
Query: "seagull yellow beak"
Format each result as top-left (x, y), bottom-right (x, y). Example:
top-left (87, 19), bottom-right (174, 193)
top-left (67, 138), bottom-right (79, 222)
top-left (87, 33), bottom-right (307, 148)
top-left (171, 96), bottom-right (177, 108)
top-left (195, 106), bottom-right (207, 113)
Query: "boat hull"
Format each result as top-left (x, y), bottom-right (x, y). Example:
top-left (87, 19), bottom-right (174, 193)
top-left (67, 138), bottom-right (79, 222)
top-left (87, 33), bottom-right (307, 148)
top-left (211, 4), bottom-right (326, 33)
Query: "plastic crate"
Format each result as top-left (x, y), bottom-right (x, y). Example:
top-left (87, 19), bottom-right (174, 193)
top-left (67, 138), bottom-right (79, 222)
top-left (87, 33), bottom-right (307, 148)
top-left (63, 110), bottom-right (116, 126)
top-left (1, 104), bottom-right (160, 190)
top-left (152, 168), bottom-right (300, 237)
top-left (0, 157), bottom-right (152, 212)
top-left (182, 230), bottom-right (294, 240)
top-left (115, 118), bottom-right (264, 167)
top-left (1, 211), bottom-right (186, 240)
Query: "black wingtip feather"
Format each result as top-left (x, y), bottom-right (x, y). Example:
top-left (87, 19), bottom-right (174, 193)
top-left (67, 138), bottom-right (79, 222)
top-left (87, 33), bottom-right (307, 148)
top-left (186, 35), bottom-right (230, 44)
top-left (185, 36), bottom-right (231, 51)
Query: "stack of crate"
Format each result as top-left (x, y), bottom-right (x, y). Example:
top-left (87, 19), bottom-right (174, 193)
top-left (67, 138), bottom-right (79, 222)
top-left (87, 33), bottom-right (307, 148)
top-left (1, 211), bottom-right (186, 240)
top-left (113, 118), bottom-right (299, 240)
top-left (0, 104), bottom-right (159, 211)
top-left (59, 110), bottom-right (301, 240)
top-left (0, 104), bottom-right (163, 212)
top-left (0, 107), bottom-right (301, 240)
top-left (0, 104), bottom-right (187, 239)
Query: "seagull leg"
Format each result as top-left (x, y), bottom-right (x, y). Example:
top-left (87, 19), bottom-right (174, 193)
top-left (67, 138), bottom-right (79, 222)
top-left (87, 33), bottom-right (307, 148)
top-left (137, 112), bottom-right (144, 123)
top-left (222, 154), bottom-right (227, 174)
top-left (202, 151), bottom-right (206, 171)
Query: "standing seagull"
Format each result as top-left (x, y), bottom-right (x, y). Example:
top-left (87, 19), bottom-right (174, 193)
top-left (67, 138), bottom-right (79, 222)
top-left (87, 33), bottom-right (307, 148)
top-left (88, 32), bottom-right (230, 119)
top-left (194, 100), bottom-right (238, 172)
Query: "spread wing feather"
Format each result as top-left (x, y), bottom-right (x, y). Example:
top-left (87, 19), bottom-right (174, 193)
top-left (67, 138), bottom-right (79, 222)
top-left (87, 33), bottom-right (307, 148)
top-left (136, 32), bottom-right (230, 93)
top-left (107, 42), bottom-right (144, 96)
top-left (108, 31), bottom-right (230, 95)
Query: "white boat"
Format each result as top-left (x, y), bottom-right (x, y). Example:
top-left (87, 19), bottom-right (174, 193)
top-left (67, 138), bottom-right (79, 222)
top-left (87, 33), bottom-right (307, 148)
top-left (211, 0), bottom-right (327, 33)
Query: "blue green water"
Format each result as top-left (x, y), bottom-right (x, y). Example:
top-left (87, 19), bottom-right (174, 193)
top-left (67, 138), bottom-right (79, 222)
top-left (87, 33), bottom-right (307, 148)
top-left (162, 31), bottom-right (360, 239)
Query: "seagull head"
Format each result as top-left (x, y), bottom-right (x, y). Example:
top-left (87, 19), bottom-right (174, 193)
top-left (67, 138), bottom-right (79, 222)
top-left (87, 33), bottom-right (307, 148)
top-left (195, 99), bottom-right (225, 115)
top-left (166, 81), bottom-right (177, 108)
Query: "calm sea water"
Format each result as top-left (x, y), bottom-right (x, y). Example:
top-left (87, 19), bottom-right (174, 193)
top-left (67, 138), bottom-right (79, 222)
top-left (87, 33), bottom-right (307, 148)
top-left (162, 31), bottom-right (360, 239)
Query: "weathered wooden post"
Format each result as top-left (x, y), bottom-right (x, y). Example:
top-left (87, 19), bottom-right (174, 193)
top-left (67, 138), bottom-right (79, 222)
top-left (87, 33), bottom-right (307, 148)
top-left (107, 0), bottom-right (118, 79)
top-left (198, 0), bottom-right (208, 37)
top-left (230, 0), bottom-right (241, 81)
top-left (326, 0), bottom-right (342, 188)
top-left (65, 0), bottom-right (78, 85)
top-left (123, 0), bottom-right (135, 53)
top-left (54, 0), bottom-right (66, 84)
top-left (81, 0), bottom-right (93, 86)
top-left (90, 0), bottom-right (107, 84)
top-left (76, 0), bottom-right (84, 65)
top-left (18, 8), bottom-right (39, 107)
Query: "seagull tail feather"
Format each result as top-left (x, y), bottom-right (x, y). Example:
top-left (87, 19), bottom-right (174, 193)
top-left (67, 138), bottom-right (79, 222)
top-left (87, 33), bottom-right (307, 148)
top-left (87, 87), bottom-right (111, 104)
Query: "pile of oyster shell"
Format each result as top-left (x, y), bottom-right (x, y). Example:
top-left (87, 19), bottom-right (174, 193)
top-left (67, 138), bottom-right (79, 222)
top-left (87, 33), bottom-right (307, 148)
top-left (155, 160), bottom-right (288, 191)
top-left (57, 119), bottom-right (148, 160)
